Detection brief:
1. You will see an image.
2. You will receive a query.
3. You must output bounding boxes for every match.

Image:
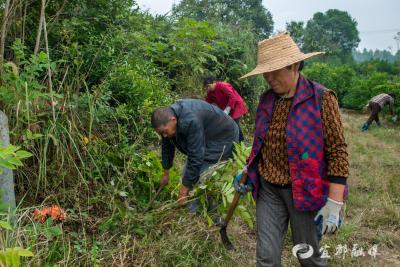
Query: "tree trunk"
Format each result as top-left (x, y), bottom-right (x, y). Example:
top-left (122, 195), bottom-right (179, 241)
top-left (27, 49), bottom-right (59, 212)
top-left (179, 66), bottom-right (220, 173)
top-left (0, 0), bottom-right (11, 62)
top-left (22, 0), bottom-right (27, 45)
top-left (0, 110), bottom-right (16, 211)
top-left (34, 0), bottom-right (46, 55)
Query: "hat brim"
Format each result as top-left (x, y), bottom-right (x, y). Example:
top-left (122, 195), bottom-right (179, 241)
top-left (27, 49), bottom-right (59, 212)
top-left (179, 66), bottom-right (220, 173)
top-left (239, 52), bottom-right (324, 80)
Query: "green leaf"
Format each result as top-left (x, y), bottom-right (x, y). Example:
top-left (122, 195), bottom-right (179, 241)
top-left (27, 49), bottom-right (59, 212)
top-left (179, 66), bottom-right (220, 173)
top-left (15, 248), bottom-right (34, 257)
top-left (0, 220), bottom-right (12, 230)
top-left (9, 249), bottom-right (20, 267)
top-left (206, 215), bottom-right (213, 227)
top-left (0, 145), bottom-right (18, 155)
top-left (7, 157), bottom-right (23, 167)
top-left (15, 150), bottom-right (33, 159)
top-left (134, 227), bottom-right (146, 237)
top-left (32, 133), bottom-right (43, 139)
top-left (0, 161), bottom-right (16, 170)
top-left (46, 226), bottom-right (62, 237)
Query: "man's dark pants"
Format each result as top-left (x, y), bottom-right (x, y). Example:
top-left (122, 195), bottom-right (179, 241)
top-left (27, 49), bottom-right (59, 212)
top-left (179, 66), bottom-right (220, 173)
top-left (256, 178), bottom-right (327, 267)
top-left (366, 102), bottom-right (381, 126)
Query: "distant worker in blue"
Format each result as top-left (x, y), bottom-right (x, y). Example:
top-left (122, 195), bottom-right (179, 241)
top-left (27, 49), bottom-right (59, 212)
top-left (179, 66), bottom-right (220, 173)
top-left (362, 93), bottom-right (397, 131)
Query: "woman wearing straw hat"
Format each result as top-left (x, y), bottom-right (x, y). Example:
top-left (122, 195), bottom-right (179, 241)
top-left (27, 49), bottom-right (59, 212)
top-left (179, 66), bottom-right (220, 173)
top-left (235, 32), bottom-right (349, 266)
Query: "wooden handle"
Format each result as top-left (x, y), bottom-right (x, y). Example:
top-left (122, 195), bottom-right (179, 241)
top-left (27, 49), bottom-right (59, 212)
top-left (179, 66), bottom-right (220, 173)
top-left (222, 171), bottom-right (248, 227)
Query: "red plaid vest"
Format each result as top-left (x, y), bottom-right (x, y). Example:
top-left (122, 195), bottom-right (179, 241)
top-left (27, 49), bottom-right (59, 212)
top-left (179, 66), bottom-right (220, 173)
top-left (247, 75), bottom-right (329, 212)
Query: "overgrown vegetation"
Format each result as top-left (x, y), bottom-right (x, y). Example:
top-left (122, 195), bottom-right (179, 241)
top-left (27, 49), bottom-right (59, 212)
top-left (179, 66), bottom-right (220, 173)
top-left (303, 61), bottom-right (400, 112)
top-left (0, 0), bottom-right (399, 266)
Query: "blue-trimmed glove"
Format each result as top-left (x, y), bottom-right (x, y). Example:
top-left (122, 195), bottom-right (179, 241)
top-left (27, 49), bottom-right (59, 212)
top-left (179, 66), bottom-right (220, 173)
top-left (314, 198), bottom-right (343, 237)
top-left (233, 169), bottom-right (253, 194)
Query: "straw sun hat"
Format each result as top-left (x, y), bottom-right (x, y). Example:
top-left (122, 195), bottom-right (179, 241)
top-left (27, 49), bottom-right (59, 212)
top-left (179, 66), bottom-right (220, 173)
top-left (240, 32), bottom-right (324, 79)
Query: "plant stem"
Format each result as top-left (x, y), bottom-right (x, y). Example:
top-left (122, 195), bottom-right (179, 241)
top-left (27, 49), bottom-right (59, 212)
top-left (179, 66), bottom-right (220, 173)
top-left (24, 81), bottom-right (29, 126)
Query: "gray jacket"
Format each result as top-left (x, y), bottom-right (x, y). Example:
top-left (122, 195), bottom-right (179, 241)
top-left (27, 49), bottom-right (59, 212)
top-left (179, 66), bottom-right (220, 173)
top-left (162, 99), bottom-right (239, 188)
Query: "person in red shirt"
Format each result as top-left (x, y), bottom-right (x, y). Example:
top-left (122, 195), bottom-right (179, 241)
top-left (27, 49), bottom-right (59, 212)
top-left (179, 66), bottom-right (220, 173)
top-left (203, 76), bottom-right (247, 141)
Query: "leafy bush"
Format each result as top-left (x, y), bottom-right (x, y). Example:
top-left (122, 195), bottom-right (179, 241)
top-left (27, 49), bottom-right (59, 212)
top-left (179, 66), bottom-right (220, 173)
top-left (342, 72), bottom-right (400, 112)
top-left (303, 62), bottom-right (400, 114)
top-left (193, 143), bottom-right (254, 228)
top-left (0, 40), bottom-right (60, 127)
top-left (0, 146), bottom-right (33, 267)
top-left (303, 62), bottom-right (356, 105)
top-left (101, 59), bottom-right (173, 122)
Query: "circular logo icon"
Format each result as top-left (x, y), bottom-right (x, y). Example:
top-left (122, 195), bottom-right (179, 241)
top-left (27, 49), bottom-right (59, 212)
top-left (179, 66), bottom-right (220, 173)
top-left (292, 243), bottom-right (314, 259)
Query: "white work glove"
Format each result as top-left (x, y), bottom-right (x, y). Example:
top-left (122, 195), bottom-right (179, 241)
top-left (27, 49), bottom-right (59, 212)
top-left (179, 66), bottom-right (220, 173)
top-left (392, 115), bottom-right (398, 123)
top-left (314, 198), bottom-right (343, 236)
top-left (223, 106), bottom-right (231, 115)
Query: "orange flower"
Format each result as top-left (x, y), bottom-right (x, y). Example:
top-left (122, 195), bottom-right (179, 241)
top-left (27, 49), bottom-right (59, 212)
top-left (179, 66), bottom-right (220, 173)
top-left (32, 209), bottom-right (47, 223)
top-left (32, 205), bottom-right (67, 223)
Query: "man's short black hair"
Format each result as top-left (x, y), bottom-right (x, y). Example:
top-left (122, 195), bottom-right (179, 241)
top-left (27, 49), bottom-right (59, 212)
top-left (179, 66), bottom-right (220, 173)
top-left (151, 107), bottom-right (175, 128)
top-left (388, 92), bottom-right (396, 99)
top-left (203, 76), bottom-right (216, 86)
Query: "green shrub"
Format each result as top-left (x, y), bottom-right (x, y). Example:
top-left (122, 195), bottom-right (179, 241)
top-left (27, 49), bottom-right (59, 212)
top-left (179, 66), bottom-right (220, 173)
top-left (303, 62), bottom-right (356, 105)
top-left (342, 72), bottom-right (400, 111)
top-left (303, 62), bottom-right (400, 114)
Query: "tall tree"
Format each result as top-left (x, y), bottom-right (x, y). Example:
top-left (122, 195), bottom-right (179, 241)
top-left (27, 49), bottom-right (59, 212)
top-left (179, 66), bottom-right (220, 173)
top-left (286, 21), bottom-right (305, 49)
top-left (172, 0), bottom-right (273, 38)
top-left (303, 9), bottom-right (360, 62)
top-left (0, 0), bottom-right (11, 61)
top-left (394, 32), bottom-right (400, 52)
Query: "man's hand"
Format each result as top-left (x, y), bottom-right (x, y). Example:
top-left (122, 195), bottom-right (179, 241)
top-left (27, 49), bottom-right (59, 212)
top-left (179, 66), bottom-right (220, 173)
top-left (160, 169), bottom-right (170, 187)
top-left (178, 184), bottom-right (190, 206)
top-left (314, 198), bottom-right (343, 236)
